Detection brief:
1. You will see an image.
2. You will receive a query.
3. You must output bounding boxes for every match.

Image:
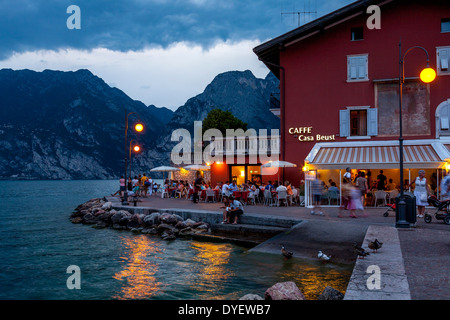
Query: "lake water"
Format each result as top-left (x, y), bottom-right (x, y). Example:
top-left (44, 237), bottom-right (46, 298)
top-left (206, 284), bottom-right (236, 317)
top-left (0, 180), bottom-right (352, 300)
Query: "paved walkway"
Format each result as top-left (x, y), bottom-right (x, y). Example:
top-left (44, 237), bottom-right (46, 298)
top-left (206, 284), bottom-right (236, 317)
top-left (110, 193), bottom-right (449, 300)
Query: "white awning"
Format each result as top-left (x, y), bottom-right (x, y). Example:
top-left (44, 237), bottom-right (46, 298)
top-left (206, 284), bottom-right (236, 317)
top-left (305, 139), bottom-right (450, 170)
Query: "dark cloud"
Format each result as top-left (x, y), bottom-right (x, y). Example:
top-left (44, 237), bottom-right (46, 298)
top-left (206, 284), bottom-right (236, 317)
top-left (0, 0), bottom-right (353, 59)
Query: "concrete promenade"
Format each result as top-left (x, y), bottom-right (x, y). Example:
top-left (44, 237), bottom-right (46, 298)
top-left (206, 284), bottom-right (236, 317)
top-left (107, 193), bottom-right (449, 300)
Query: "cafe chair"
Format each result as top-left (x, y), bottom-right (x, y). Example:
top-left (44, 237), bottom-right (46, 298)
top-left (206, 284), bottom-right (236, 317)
top-left (247, 192), bottom-right (256, 205)
top-left (264, 190), bottom-right (273, 206)
top-left (388, 189), bottom-right (399, 204)
top-left (374, 190), bottom-right (387, 207)
top-left (205, 189), bottom-right (216, 203)
top-left (327, 190), bottom-right (340, 205)
top-left (276, 190), bottom-right (289, 207)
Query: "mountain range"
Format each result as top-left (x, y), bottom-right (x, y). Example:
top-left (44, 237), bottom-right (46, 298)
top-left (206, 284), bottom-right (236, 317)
top-left (0, 68), bottom-right (279, 179)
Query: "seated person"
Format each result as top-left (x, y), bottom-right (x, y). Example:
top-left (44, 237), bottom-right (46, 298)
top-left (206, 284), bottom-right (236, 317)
top-left (328, 182), bottom-right (340, 194)
top-left (276, 184), bottom-right (287, 192)
top-left (265, 181), bottom-right (274, 191)
top-left (222, 196), bottom-right (244, 224)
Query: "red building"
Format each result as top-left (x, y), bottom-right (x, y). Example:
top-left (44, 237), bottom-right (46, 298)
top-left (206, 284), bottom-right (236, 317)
top-left (252, 0), bottom-right (450, 205)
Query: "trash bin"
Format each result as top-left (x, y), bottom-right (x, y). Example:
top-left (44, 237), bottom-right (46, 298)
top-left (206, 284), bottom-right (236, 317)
top-left (395, 192), bottom-right (417, 226)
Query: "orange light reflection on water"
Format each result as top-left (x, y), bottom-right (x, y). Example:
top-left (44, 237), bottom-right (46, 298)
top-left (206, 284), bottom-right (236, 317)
top-left (190, 242), bottom-right (234, 299)
top-left (112, 236), bottom-right (163, 300)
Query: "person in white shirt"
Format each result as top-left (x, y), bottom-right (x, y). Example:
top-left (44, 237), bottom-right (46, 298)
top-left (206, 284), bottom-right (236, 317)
top-left (343, 167), bottom-right (352, 182)
top-left (222, 181), bottom-right (231, 199)
top-left (226, 196), bottom-right (244, 224)
top-left (276, 184), bottom-right (287, 192)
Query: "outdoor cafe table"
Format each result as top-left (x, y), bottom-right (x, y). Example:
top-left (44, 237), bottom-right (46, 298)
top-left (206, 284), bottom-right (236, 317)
top-left (201, 189), bottom-right (219, 200)
top-left (233, 190), bottom-right (249, 203)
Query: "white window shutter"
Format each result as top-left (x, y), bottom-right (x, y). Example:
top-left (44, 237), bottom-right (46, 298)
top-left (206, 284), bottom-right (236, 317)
top-left (367, 108), bottom-right (378, 136)
top-left (339, 109), bottom-right (350, 137)
top-left (440, 103), bottom-right (450, 130)
top-left (440, 48), bottom-right (449, 71)
top-left (348, 55), bottom-right (368, 80)
top-left (441, 117), bottom-right (449, 130)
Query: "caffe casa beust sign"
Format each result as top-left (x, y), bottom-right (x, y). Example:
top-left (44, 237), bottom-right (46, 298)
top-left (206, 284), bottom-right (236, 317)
top-left (288, 127), bottom-right (336, 142)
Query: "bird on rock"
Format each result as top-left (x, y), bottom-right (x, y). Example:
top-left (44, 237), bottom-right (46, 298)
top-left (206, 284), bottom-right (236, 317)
top-left (353, 242), bottom-right (370, 259)
top-left (368, 239), bottom-right (383, 253)
top-left (281, 244), bottom-right (293, 259)
top-left (318, 251), bottom-right (331, 263)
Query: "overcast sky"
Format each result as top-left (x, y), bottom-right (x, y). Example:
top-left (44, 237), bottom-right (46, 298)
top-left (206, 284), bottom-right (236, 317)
top-left (0, 0), bottom-right (353, 110)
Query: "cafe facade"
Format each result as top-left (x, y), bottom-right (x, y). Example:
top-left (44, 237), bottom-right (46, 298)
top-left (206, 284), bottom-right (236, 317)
top-left (251, 0), bottom-right (450, 205)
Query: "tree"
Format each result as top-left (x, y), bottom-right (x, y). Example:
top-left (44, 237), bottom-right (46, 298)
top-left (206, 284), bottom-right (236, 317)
top-left (202, 108), bottom-right (247, 135)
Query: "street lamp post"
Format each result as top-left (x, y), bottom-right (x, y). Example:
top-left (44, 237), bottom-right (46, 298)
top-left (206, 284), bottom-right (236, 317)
top-left (129, 139), bottom-right (141, 178)
top-left (122, 108), bottom-right (144, 205)
top-left (397, 40), bottom-right (436, 228)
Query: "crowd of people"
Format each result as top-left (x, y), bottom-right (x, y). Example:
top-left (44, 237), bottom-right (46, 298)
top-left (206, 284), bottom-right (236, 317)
top-left (112, 173), bottom-right (157, 199)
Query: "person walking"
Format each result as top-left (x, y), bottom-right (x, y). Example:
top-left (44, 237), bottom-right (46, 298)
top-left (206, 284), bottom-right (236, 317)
top-left (311, 173), bottom-right (324, 216)
top-left (192, 177), bottom-right (203, 204)
top-left (355, 171), bottom-right (369, 207)
top-left (441, 170), bottom-right (450, 200)
top-left (410, 170), bottom-right (431, 218)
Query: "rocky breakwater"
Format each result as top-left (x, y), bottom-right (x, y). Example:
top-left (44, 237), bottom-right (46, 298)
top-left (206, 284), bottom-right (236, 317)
top-left (70, 198), bottom-right (210, 240)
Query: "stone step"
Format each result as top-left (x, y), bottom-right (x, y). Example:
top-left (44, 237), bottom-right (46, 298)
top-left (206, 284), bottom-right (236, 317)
top-left (211, 223), bottom-right (289, 234)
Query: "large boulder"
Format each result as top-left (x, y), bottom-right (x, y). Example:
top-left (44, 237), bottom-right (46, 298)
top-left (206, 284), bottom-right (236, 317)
top-left (239, 294), bottom-right (264, 300)
top-left (143, 212), bottom-right (161, 226)
top-left (264, 282), bottom-right (306, 300)
top-left (111, 210), bottom-right (131, 226)
top-left (160, 213), bottom-right (179, 225)
top-left (127, 214), bottom-right (144, 229)
top-left (317, 286), bottom-right (344, 300)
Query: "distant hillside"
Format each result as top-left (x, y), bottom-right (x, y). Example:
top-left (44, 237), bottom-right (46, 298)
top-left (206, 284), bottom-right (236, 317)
top-left (0, 68), bottom-right (172, 179)
top-left (0, 68), bottom-right (279, 179)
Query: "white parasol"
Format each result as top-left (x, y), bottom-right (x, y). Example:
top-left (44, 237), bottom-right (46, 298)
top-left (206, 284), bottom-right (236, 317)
top-left (183, 164), bottom-right (211, 171)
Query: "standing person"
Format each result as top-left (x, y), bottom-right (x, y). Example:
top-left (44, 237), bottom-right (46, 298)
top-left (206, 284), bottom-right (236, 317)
top-left (119, 176), bottom-right (126, 197)
top-left (127, 177), bottom-right (133, 192)
top-left (440, 170), bottom-right (450, 200)
top-left (147, 176), bottom-right (153, 196)
top-left (311, 173), bottom-right (324, 216)
top-left (377, 170), bottom-right (387, 190)
top-left (343, 167), bottom-right (352, 181)
top-left (347, 183), bottom-right (364, 218)
top-left (410, 170), bottom-right (431, 218)
top-left (356, 171), bottom-right (369, 207)
top-left (338, 178), bottom-right (351, 217)
top-left (141, 173), bottom-right (149, 197)
top-left (192, 177), bottom-right (203, 204)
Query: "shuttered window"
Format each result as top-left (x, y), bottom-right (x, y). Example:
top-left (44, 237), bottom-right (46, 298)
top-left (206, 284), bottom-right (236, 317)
top-left (339, 107), bottom-right (377, 138)
top-left (347, 54), bottom-right (368, 81)
top-left (437, 47), bottom-right (449, 75)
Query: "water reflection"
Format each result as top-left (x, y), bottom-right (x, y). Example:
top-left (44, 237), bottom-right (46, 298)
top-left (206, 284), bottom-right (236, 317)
top-left (113, 235), bottom-right (163, 300)
top-left (276, 260), bottom-right (351, 300)
top-left (190, 242), bottom-right (234, 299)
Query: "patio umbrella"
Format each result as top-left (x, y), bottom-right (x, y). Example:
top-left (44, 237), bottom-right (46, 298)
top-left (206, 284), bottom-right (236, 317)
top-left (183, 164), bottom-right (211, 171)
top-left (261, 160), bottom-right (297, 168)
top-left (261, 160), bottom-right (297, 183)
top-left (150, 166), bottom-right (180, 181)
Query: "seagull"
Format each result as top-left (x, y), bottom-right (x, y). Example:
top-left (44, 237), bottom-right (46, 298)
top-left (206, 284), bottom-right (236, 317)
top-left (368, 239), bottom-right (383, 253)
top-left (353, 242), bottom-right (370, 259)
top-left (318, 251), bottom-right (331, 263)
top-left (281, 244), bottom-right (293, 259)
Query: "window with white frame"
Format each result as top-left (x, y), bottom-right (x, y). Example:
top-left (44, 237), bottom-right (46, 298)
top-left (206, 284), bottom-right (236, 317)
top-left (435, 99), bottom-right (450, 137)
top-left (437, 46), bottom-right (449, 75)
top-left (339, 107), bottom-right (377, 138)
top-left (347, 54), bottom-right (368, 81)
